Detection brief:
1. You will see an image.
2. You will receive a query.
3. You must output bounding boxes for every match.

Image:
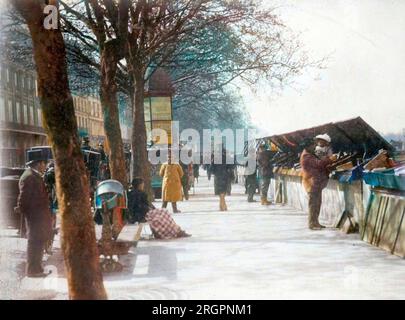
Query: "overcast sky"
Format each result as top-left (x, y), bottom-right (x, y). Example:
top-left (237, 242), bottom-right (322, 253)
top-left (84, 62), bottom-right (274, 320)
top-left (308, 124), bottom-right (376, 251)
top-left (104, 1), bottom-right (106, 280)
top-left (244, 0), bottom-right (405, 137)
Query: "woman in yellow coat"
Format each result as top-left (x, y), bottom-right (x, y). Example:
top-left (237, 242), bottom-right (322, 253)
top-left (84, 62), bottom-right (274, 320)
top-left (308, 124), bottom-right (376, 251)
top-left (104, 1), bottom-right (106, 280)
top-left (160, 155), bottom-right (184, 213)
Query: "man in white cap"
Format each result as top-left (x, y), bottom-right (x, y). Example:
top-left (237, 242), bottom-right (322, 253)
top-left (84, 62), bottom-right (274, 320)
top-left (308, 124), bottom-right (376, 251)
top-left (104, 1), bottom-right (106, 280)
top-left (314, 134), bottom-right (333, 159)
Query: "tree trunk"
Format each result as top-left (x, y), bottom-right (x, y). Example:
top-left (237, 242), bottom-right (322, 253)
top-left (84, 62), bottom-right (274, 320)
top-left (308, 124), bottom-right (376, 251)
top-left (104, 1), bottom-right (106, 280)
top-left (131, 70), bottom-right (152, 196)
top-left (13, 1), bottom-right (107, 300)
top-left (100, 44), bottom-right (127, 187)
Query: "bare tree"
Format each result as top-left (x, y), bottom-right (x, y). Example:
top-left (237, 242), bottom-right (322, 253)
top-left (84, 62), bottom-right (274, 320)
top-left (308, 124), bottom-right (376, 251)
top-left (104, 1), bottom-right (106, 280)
top-left (6, 0), bottom-right (321, 198)
top-left (60, 0), bottom-right (129, 187)
top-left (10, 0), bottom-right (107, 300)
top-left (126, 0), bottom-right (320, 193)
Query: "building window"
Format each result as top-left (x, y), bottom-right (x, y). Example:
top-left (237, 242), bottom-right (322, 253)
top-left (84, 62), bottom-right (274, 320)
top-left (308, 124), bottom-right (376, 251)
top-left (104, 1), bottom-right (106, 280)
top-left (33, 106), bottom-right (38, 126)
top-left (7, 99), bottom-right (13, 122)
top-left (23, 104), bottom-right (28, 125)
top-left (35, 80), bottom-right (38, 97)
top-left (0, 97), bottom-right (5, 121)
top-left (29, 105), bottom-right (34, 125)
top-left (14, 73), bottom-right (18, 87)
top-left (38, 108), bottom-right (43, 126)
top-left (16, 102), bottom-right (21, 123)
top-left (6, 68), bottom-right (10, 83)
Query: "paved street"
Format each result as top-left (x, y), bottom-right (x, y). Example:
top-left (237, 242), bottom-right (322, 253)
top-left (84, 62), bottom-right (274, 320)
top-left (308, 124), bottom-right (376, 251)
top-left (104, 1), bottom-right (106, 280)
top-left (2, 173), bottom-right (405, 300)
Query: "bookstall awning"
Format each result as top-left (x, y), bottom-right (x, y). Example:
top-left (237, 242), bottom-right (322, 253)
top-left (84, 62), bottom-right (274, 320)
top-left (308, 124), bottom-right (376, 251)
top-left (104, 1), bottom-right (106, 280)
top-left (262, 117), bottom-right (394, 156)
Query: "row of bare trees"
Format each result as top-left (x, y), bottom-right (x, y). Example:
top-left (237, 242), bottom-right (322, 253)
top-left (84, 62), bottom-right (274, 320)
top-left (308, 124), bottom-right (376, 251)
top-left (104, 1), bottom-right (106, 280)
top-left (6, 0), bottom-right (320, 299)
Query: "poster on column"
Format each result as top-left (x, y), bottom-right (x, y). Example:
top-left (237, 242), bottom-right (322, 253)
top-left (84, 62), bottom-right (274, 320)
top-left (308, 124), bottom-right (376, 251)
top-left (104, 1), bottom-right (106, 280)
top-left (150, 97), bottom-right (172, 121)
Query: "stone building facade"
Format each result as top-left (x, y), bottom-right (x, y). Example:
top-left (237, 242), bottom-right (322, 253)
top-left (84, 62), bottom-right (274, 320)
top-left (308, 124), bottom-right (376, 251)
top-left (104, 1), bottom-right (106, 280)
top-left (0, 61), bottom-right (111, 168)
top-left (0, 61), bottom-right (46, 167)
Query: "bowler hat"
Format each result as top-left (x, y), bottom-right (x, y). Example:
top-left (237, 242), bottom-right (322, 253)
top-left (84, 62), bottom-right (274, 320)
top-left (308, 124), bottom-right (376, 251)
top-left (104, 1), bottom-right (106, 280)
top-left (26, 149), bottom-right (49, 166)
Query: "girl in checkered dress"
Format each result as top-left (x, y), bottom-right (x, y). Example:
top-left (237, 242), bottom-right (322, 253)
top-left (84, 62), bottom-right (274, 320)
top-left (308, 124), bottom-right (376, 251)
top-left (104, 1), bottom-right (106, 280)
top-left (128, 178), bottom-right (191, 239)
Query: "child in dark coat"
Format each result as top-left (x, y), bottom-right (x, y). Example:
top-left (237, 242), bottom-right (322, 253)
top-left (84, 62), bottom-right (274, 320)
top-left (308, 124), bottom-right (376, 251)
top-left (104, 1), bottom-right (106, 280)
top-left (127, 178), bottom-right (153, 223)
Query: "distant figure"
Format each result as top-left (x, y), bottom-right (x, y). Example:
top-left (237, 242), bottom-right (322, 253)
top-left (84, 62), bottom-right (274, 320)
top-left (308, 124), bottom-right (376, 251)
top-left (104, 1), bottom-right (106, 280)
top-left (97, 143), bottom-right (108, 163)
top-left (245, 164), bottom-right (258, 203)
top-left (43, 161), bottom-right (57, 215)
top-left (43, 161), bottom-right (58, 253)
top-left (193, 164), bottom-right (200, 183)
top-left (97, 143), bottom-right (110, 181)
top-left (257, 144), bottom-right (273, 206)
top-left (300, 135), bottom-right (337, 230)
top-left (211, 149), bottom-right (235, 211)
top-left (17, 150), bottom-right (53, 277)
top-left (180, 160), bottom-right (190, 201)
top-left (128, 178), bottom-right (191, 239)
top-left (160, 152), bottom-right (184, 213)
top-left (204, 164), bottom-right (212, 181)
top-left (81, 136), bottom-right (91, 151)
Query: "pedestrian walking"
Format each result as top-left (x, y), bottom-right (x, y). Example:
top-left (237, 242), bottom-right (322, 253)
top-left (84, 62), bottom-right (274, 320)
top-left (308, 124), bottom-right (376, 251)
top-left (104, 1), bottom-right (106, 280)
top-left (205, 164), bottom-right (212, 181)
top-left (17, 149), bottom-right (53, 277)
top-left (180, 160), bottom-right (190, 201)
top-left (257, 144), bottom-right (274, 205)
top-left (193, 164), bottom-right (200, 183)
top-left (211, 149), bottom-right (235, 211)
top-left (245, 164), bottom-right (258, 203)
top-left (300, 135), bottom-right (337, 230)
top-left (160, 152), bottom-right (184, 213)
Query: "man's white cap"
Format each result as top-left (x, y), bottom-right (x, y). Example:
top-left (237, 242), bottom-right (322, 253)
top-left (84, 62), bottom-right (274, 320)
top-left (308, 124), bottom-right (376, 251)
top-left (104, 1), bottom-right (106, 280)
top-left (315, 134), bottom-right (331, 143)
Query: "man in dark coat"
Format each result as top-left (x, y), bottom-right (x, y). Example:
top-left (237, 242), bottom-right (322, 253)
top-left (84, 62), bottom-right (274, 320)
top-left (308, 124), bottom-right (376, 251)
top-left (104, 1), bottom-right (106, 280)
top-left (257, 145), bottom-right (273, 205)
top-left (17, 150), bottom-right (53, 277)
top-left (245, 162), bottom-right (258, 203)
top-left (300, 136), bottom-right (337, 230)
top-left (211, 149), bottom-right (235, 211)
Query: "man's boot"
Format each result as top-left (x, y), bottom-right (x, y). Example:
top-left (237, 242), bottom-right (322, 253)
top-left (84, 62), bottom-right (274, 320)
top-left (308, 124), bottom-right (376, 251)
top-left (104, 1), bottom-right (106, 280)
top-left (314, 221), bottom-right (326, 229)
top-left (261, 196), bottom-right (271, 206)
